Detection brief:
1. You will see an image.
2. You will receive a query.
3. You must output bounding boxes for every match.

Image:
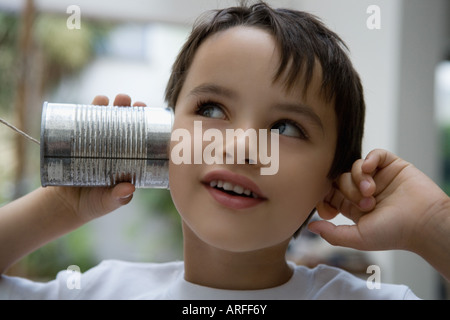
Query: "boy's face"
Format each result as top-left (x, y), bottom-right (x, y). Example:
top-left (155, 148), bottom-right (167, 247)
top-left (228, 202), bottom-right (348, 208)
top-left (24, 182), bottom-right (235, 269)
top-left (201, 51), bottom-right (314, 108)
top-left (169, 26), bottom-right (337, 252)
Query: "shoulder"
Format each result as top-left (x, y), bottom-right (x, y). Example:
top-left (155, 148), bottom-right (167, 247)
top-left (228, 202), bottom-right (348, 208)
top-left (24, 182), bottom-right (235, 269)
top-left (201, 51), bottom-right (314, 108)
top-left (78, 259), bottom-right (184, 283)
top-left (292, 263), bottom-right (419, 300)
top-left (86, 259), bottom-right (183, 276)
top-left (0, 260), bottom-right (184, 300)
top-left (70, 259), bottom-right (185, 299)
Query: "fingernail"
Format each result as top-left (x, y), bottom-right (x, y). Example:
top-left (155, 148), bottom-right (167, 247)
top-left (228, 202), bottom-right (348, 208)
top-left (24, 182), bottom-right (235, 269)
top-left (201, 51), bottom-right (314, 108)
top-left (119, 193), bottom-right (133, 200)
top-left (360, 180), bottom-right (371, 193)
top-left (359, 197), bottom-right (374, 209)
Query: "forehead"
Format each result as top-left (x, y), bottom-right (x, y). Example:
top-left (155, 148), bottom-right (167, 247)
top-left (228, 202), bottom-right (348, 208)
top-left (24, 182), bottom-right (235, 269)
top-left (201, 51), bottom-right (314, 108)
top-left (183, 26), bottom-right (328, 104)
top-left (192, 27), bottom-right (279, 84)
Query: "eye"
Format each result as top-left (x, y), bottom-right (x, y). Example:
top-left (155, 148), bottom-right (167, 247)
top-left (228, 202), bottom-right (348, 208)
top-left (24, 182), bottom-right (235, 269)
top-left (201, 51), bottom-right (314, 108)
top-left (195, 101), bottom-right (227, 120)
top-left (271, 120), bottom-right (308, 139)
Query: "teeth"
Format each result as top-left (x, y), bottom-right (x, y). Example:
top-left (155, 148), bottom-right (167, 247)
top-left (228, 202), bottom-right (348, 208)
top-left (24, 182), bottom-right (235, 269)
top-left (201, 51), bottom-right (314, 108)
top-left (209, 180), bottom-right (258, 198)
top-left (223, 182), bottom-right (233, 191)
top-left (233, 185), bottom-right (244, 194)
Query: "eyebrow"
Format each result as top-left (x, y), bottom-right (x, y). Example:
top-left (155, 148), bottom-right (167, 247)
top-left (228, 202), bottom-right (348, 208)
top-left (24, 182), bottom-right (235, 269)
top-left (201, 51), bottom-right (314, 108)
top-left (188, 83), bottom-right (238, 100)
top-left (273, 103), bottom-right (324, 133)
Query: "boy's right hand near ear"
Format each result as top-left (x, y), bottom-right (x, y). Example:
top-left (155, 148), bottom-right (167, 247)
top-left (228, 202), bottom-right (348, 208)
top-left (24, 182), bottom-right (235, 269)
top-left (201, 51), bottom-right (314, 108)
top-left (0, 94), bottom-right (141, 274)
top-left (310, 149), bottom-right (450, 281)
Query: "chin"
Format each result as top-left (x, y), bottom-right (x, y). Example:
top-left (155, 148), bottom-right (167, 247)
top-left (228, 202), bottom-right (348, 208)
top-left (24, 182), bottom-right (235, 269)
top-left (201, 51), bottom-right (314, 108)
top-left (191, 222), bottom-right (293, 253)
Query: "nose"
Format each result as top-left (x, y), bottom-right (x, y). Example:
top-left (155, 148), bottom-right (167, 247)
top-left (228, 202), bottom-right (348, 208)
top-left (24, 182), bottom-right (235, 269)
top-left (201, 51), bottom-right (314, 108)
top-left (223, 127), bottom-right (259, 166)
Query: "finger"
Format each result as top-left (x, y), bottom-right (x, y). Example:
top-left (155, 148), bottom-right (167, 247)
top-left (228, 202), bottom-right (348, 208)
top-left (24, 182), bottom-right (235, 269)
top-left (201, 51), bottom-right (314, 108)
top-left (100, 183), bottom-right (136, 213)
top-left (351, 159), bottom-right (376, 198)
top-left (111, 182), bottom-right (136, 201)
top-left (362, 148), bottom-right (397, 175)
top-left (113, 93), bottom-right (132, 106)
top-left (82, 182), bottom-right (135, 219)
top-left (307, 220), bottom-right (368, 250)
top-left (336, 172), bottom-right (375, 212)
top-left (336, 172), bottom-right (361, 205)
top-left (92, 95), bottom-right (109, 106)
top-left (322, 185), bottom-right (367, 223)
top-left (362, 149), bottom-right (411, 197)
top-left (132, 101), bottom-right (147, 107)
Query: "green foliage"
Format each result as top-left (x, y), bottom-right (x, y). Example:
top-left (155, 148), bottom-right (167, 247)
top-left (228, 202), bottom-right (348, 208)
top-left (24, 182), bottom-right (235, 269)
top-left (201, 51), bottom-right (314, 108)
top-left (0, 12), bottom-right (19, 112)
top-left (20, 225), bottom-right (96, 280)
top-left (0, 10), bottom-right (112, 280)
top-left (0, 11), bottom-right (112, 112)
top-left (34, 14), bottom-right (112, 87)
top-left (35, 15), bottom-right (93, 70)
top-left (137, 188), bottom-right (183, 248)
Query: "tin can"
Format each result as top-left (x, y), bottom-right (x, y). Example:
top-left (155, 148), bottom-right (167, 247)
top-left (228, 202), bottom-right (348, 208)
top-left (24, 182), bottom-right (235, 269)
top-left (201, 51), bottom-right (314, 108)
top-left (40, 102), bottom-right (173, 188)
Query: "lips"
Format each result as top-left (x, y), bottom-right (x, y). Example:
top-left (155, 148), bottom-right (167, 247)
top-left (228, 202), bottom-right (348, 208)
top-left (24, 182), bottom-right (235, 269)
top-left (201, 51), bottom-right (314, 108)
top-left (202, 170), bottom-right (267, 210)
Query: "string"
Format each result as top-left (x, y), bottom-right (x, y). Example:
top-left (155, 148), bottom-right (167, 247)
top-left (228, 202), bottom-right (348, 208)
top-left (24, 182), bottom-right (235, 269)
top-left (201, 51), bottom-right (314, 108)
top-left (0, 117), bottom-right (40, 145)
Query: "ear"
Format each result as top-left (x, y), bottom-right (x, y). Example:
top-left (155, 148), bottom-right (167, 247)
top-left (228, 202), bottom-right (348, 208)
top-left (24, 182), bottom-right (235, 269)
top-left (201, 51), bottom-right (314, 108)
top-left (315, 201), bottom-right (339, 220)
top-left (315, 180), bottom-right (339, 220)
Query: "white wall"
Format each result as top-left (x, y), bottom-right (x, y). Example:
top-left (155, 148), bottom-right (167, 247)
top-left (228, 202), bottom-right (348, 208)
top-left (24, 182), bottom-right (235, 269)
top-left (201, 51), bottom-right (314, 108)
top-left (293, 0), bottom-right (402, 158)
top-left (392, 0), bottom-right (449, 300)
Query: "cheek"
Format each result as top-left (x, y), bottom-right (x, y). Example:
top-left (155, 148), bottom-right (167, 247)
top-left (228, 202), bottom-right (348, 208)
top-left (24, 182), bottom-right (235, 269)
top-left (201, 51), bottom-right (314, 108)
top-left (168, 161), bottom-right (199, 226)
top-left (168, 119), bottom-right (204, 224)
top-left (250, 152), bottom-right (331, 243)
top-left (168, 161), bottom-right (184, 209)
top-left (275, 150), bottom-right (333, 211)
top-left (168, 117), bottom-right (193, 216)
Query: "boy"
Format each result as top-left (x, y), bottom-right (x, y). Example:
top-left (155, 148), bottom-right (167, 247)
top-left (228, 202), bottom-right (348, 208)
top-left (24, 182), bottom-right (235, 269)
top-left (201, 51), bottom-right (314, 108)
top-left (0, 2), bottom-right (449, 299)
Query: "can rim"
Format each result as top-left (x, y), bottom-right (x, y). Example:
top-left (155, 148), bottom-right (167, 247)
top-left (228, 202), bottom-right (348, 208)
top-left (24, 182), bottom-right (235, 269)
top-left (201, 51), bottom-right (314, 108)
top-left (40, 101), bottom-right (48, 187)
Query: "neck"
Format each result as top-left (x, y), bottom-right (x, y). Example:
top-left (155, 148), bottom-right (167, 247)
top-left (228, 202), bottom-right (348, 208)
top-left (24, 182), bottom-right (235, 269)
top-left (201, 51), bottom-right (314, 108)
top-left (182, 222), bottom-right (293, 290)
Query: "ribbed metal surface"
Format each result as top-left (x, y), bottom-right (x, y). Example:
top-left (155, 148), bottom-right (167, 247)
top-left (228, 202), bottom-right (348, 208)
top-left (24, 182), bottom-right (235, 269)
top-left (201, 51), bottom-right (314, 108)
top-left (40, 102), bottom-right (172, 188)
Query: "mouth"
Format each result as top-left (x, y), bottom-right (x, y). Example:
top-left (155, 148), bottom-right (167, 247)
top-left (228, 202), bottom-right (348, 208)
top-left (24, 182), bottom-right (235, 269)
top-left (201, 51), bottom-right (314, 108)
top-left (208, 180), bottom-right (259, 199)
top-left (202, 170), bottom-right (267, 210)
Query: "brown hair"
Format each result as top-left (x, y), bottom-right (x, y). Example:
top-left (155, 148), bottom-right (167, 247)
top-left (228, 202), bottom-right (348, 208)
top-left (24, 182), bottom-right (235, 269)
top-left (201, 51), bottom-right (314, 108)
top-left (165, 1), bottom-right (365, 181)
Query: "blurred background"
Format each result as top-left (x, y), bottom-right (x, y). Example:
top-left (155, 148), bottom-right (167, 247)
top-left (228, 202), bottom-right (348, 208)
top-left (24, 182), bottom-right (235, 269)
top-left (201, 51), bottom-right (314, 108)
top-left (0, 0), bottom-right (449, 299)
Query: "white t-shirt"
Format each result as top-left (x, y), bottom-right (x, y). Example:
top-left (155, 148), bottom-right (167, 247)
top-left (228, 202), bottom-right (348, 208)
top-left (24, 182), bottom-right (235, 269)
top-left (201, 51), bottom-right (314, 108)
top-left (0, 260), bottom-right (419, 299)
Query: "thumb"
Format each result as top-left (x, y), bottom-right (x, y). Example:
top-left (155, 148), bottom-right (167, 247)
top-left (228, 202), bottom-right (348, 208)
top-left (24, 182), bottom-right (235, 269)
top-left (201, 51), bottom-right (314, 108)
top-left (307, 220), bottom-right (365, 250)
top-left (98, 183), bottom-right (135, 214)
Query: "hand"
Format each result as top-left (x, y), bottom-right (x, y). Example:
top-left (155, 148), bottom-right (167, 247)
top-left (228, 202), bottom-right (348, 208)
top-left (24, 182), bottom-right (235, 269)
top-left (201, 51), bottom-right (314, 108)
top-left (51, 94), bottom-right (146, 223)
top-left (309, 149), bottom-right (450, 254)
top-left (0, 93), bottom-right (145, 274)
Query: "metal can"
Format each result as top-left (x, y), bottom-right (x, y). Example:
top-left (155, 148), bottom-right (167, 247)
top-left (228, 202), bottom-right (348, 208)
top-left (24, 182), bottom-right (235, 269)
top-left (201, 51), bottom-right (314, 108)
top-left (40, 102), bottom-right (173, 188)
